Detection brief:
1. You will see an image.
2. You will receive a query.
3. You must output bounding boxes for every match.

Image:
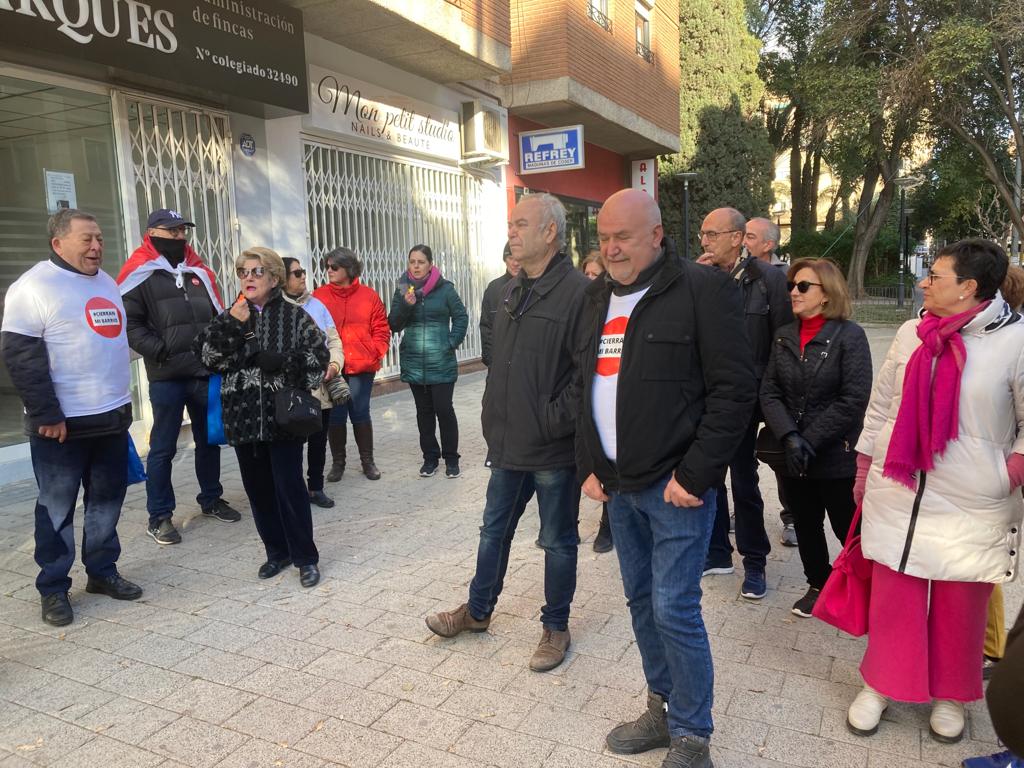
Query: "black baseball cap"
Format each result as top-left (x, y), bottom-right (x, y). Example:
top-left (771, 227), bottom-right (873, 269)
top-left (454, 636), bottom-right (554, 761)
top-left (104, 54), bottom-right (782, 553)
top-left (146, 208), bottom-right (195, 229)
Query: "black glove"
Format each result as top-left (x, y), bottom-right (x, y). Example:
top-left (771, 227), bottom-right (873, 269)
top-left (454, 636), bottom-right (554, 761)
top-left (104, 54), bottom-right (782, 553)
top-left (782, 432), bottom-right (816, 477)
top-left (254, 350), bottom-right (286, 373)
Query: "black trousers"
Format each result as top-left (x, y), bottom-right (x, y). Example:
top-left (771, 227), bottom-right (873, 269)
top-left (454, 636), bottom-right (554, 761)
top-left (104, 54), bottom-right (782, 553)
top-left (235, 440), bottom-right (319, 567)
top-left (707, 419), bottom-right (770, 570)
top-left (778, 475), bottom-right (855, 589)
top-left (409, 382), bottom-right (459, 463)
top-left (306, 409), bottom-right (331, 492)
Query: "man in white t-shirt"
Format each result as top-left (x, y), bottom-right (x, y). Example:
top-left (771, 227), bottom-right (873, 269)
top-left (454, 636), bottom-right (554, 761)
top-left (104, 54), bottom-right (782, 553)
top-left (1, 209), bottom-right (143, 627)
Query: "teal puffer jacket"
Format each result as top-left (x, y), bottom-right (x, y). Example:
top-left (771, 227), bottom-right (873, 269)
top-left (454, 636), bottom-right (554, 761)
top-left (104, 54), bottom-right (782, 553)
top-left (388, 279), bottom-right (469, 385)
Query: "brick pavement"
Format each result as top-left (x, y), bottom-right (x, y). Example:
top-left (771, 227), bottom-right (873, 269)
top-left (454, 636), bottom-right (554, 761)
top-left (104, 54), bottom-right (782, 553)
top-left (0, 327), bottom-right (1019, 767)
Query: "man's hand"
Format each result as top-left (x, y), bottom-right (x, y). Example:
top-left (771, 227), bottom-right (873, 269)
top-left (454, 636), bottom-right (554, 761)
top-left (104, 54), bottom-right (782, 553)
top-left (695, 254), bottom-right (715, 266)
top-left (582, 473), bottom-right (609, 502)
top-left (38, 422), bottom-right (67, 443)
top-left (664, 474), bottom-right (702, 507)
top-left (229, 296), bottom-right (250, 324)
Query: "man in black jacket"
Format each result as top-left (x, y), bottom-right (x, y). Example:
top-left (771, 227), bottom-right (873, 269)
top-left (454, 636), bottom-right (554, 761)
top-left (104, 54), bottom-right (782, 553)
top-left (116, 209), bottom-right (239, 546)
top-left (426, 193), bottom-right (588, 673)
top-left (479, 241), bottom-right (520, 367)
top-left (697, 207), bottom-right (791, 601)
top-left (578, 190), bottom-right (755, 768)
top-left (1, 209), bottom-right (143, 627)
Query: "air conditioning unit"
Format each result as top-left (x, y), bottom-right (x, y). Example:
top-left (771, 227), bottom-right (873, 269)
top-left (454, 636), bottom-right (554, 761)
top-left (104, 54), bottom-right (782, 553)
top-left (460, 100), bottom-right (509, 165)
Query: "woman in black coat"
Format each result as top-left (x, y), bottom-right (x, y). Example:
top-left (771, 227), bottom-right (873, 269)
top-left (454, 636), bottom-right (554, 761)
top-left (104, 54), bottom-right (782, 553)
top-left (759, 257), bottom-right (872, 619)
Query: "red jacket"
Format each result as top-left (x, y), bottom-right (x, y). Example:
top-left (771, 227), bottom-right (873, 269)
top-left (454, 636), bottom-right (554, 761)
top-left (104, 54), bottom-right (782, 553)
top-left (313, 279), bottom-right (391, 375)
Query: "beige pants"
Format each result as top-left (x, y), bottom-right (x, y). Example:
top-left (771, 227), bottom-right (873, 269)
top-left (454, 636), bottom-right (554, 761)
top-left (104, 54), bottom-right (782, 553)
top-left (984, 584), bottom-right (1006, 659)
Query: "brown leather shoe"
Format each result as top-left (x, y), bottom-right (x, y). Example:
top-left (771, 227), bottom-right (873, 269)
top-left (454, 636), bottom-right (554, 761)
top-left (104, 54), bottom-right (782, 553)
top-left (425, 603), bottom-right (490, 638)
top-left (529, 628), bottom-right (571, 672)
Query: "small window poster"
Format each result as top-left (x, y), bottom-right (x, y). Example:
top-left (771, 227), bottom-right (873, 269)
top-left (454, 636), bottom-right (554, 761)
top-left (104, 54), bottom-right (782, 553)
top-left (44, 170), bottom-right (77, 213)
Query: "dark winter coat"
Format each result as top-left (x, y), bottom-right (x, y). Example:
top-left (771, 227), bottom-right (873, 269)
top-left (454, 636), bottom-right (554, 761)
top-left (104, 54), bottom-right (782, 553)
top-left (734, 255), bottom-right (793, 379)
top-left (481, 252), bottom-right (589, 471)
top-left (194, 290), bottom-right (328, 445)
top-left (576, 245), bottom-right (757, 496)
top-left (480, 272), bottom-right (513, 366)
top-left (388, 278), bottom-right (469, 385)
top-left (759, 318), bottom-right (873, 478)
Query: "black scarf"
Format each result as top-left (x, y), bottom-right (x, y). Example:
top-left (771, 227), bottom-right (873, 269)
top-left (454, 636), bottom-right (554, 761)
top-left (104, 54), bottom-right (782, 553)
top-left (607, 253), bottom-right (665, 296)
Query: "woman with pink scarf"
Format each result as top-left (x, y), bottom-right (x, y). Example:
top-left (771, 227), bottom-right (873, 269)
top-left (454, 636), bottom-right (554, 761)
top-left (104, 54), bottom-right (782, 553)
top-left (848, 239), bottom-right (1024, 744)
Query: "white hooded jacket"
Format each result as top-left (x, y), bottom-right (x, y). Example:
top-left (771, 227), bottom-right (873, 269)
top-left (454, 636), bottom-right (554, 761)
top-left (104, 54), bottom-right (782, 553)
top-left (857, 296), bottom-right (1024, 583)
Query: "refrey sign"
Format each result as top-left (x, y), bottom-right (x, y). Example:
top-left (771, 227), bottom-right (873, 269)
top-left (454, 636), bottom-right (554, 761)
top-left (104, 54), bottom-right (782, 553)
top-left (0, 0), bottom-right (307, 114)
top-left (518, 125), bottom-right (585, 174)
top-left (308, 66), bottom-right (461, 163)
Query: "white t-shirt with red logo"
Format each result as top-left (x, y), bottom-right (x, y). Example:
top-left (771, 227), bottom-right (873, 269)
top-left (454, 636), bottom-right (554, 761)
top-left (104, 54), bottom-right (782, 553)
top-left (2, 260), bottom-right (131, 417)
top-left (592, 287), bottom-right (649, 461)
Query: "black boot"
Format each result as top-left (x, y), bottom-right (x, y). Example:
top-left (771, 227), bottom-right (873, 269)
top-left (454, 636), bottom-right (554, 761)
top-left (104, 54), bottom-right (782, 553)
top-left (593, 503), bottom-right (613, 553)
top-left (353, 422), bottom-right (381, 480)
top-left (326, 423), bottom-right (346, 483)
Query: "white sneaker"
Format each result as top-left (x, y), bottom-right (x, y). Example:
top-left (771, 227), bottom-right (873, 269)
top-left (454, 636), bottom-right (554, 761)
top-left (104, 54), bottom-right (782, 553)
top-left (929, 699), bottom-right (964, 743)
top-left (847, 685), bottom-right (889, 736)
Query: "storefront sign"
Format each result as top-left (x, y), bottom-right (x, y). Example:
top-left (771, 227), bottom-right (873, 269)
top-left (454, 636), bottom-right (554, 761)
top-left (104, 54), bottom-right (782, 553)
top-left (518, 125), bottom-right (585, 175)
top-left (0, 0), bottom-right (307, 113)
top-left (307, 67), bottom-right (461, 163)
top-left (631, 159), bottom-right (656, 197)
top-left (44, 169), bottom-right (77, 213)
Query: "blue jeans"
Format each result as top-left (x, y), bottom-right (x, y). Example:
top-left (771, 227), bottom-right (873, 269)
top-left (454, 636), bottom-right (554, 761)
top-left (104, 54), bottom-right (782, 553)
top-left (468, 467), bottom-right (579, 630)
top-left (147, 377), bottom-right (223, 523)
top-left (31, 432), bottom-right (127, 596)
top-left (608, 476), bottom-right (716, 739)
top-left (329, 372), bottom-right (374, 426)
top-left (707, 420), bottom-right (770, 571)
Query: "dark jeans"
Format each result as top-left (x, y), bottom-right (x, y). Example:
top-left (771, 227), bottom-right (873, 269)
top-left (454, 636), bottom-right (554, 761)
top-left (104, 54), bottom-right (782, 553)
top-left (30, 432), bottom-right (127, 596)
top-left (608, 477), bottom-right (716, 739)
top-left (468, 467), bottom-right (579, 630)
top-left (707, 421), bottom-right (770, 570)
top-left (306, 408), bottom-right (331, 491)
top-left (147, 377), bottom-right (222, 523)
top-left (235, 440), bottom-right (319, 567)
top-left (409, 382), bottom-right (458, 463)
top-left (329, 372), bottom-right (374, 426)
top-left (778, 475), bottom-right (856, 589)
top-left (778, 478), bottom-right (795, 526)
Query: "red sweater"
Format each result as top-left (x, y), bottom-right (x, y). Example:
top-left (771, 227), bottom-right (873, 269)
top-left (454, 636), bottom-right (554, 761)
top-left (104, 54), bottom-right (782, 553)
top-left (799, 313), bottom-right (826, 353)
top-left (312, 280), bottom-right (391, 375)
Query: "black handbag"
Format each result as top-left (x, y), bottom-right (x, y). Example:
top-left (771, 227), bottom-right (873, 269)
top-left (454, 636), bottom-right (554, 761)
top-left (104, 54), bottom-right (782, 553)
top-left (274, 387), bottom-right (322, 438)
top-left (755, 426), bottom-right (787, 472)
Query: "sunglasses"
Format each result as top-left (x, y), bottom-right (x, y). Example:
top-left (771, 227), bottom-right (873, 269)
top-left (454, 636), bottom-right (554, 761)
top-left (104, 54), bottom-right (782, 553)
top-left (326, 263), bottom-right (345, 272)
top-left (787, 280), bottom-right (823, 293)
top-left (503, 283), bottom-right (537, 322)
top-left (236, 266), bottom-right (266, 279)
top-left (289, 268), bottom-right (307, 278)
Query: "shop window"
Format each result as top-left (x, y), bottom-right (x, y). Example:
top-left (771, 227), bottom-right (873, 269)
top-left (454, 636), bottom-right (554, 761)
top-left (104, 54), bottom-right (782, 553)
top-left (0, 73), bottom-right (128, 449)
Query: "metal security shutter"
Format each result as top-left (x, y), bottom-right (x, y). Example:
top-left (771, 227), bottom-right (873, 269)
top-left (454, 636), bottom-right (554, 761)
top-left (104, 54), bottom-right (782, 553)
top-left (303, 140), bottom-right (487, 379)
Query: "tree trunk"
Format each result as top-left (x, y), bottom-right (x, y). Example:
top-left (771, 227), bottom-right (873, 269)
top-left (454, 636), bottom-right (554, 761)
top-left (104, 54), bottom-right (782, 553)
top-left (790, 106), bottom-right (806, 233)
top-left (847, 166), bottom-right (897, 298)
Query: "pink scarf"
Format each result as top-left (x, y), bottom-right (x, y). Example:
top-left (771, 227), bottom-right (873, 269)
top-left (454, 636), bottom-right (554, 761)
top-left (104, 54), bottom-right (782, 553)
top-left (883, 302), bottom-right (989, 489)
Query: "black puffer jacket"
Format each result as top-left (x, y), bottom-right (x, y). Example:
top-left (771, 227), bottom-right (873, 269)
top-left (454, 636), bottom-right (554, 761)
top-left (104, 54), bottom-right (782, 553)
top-left (759, 318), bottom-right (873, 478)
top-left (123, 268), bottom-right (218, 381)
top-left (480, 272), bottom-right (513, 367)
top-left (194, 290), bottom-right (328, 445)
top-left (735, 255), bottom-right (793, 379)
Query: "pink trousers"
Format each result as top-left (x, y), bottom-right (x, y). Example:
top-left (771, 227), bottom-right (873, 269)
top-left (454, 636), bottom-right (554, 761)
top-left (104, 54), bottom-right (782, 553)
top-left (860, 561), bottom-right (993, 703)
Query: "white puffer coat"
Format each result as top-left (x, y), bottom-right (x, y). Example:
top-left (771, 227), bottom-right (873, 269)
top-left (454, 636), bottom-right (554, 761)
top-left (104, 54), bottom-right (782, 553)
top-left (857, 297), bottom-right (1024, 583)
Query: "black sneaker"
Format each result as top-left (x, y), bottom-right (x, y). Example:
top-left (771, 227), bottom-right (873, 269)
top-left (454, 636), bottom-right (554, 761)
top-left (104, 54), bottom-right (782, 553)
top-left (85, 573), bottom-right (143, 601)
top-left (309, 490), bottom-right (335, 508)
top-left (419, 460), bottom-right (438, 477)
top-left (147, 518), bottom-right (181, 545)
top-left (791, 586), bottom-right (821, 618)
top-left (202, 499), bottom-right (241, 522)
top-left (41, 592), bottom-right (73, 627)
top-left (445, 462), bottom-right (461, 479)
top-left (662, 735), bottom-right (712, 768)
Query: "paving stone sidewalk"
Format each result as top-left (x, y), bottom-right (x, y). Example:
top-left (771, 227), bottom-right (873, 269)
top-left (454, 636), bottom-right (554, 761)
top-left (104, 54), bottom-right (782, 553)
top-left (0, 328), bottom-right (1019, 768)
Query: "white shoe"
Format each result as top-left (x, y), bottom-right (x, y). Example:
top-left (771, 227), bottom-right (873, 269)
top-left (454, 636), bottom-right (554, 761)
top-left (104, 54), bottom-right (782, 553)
top-left (929, 699), bottom-right (964, 743)
top-left (847, 685), bottom-right (889, 736)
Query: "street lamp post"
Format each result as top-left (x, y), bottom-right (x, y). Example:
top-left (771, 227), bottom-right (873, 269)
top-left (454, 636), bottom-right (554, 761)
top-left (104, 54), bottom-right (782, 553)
top-left (893, 175), bottom-right (924, 308)
top-left (676, 172), bottom-right (698, 260)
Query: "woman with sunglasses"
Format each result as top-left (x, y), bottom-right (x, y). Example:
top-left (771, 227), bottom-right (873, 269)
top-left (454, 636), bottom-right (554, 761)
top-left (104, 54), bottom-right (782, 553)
top-left (312, 247), bottom-right (391, 481)
top-left (759, 257), bottom-right (872, 619)
top-left (846, 240), bottom-right (1024, 744)
top-left (195, 248), bottom-right (329, 588)
top-left (387, 245), bottom-right (468, 478)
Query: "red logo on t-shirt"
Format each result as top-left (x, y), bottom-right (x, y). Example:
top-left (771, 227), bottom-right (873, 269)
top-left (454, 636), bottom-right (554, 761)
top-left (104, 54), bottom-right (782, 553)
top-left (84, 297), bottom-right (123, 339)
top-left (596, 316), bottom-right (628, 376)
top-left (191, 277), bottom-right (201, 286)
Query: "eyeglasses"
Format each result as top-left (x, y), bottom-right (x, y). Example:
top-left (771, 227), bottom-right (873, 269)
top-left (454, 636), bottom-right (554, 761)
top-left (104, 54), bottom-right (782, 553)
top-left (236, 266), bottom-right (266, 279)
top-left (289, 268), bottom-right (307, 278)
top-left (153, 226), bottom-right (189, 237)
top-left (787, 280), bottom-right (823, 293)
top-left (503, 283), bottom-right (537, 321)
top-left (698, 229), bottom-right (742, 240)
top-left (926, 271), bottom-right (966, 285)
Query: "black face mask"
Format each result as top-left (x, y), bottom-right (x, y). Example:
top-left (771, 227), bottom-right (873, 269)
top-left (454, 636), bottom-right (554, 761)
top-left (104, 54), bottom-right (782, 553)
top-left (150, 235), bottom-right (187, 265)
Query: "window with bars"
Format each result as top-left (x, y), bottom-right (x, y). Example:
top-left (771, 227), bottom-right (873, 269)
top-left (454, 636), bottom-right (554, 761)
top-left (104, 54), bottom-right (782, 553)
top-left (635, 1), bottom-right (653, 62)
top-left (588, 0), bottom-right (611, 31)
top-left (303, 141), bottom-right (489, 378)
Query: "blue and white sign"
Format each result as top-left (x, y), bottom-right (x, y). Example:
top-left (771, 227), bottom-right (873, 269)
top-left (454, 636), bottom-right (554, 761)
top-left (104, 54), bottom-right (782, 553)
top-left (518, 125), bottom-right (585, 175)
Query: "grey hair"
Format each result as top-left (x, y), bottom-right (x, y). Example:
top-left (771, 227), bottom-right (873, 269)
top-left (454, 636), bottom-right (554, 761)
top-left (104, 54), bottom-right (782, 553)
top-left (48, 209), bottom-right (97, 240)
top-left (525, 193), bottom-right (567, 249)
top-left (723, 207), bottom-right (747, 232)
top-left (749, 216), bottom-right (780, 246)
top-left (324, 246), bottom-right (362, 279)
top-left (237, 247), bottom-right (286, 286)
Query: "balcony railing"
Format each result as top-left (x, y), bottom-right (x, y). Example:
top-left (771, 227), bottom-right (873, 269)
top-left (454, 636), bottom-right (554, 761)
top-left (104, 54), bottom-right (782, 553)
top-left (587, 4), bottom-right (612, 32)
top-left (636, 40), bottom-right (653, 63)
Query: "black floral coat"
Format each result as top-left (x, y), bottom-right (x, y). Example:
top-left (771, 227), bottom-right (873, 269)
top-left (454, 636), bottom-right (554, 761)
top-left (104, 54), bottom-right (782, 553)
top-left (195, 289), bottom-right (328, 445)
